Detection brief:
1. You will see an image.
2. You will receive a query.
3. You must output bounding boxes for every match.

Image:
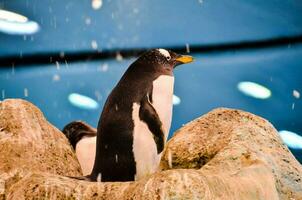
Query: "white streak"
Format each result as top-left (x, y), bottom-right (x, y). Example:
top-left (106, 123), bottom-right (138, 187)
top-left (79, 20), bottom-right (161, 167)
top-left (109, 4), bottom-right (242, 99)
top-left (115, 154), bottom-right (118, 163)
top-left (97, 173), bottom-right (102, 182)
top-left (24, 88), bottom-right (28, 97)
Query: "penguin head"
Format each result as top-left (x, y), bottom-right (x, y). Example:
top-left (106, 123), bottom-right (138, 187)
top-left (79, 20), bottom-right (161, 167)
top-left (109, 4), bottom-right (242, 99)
top-left (134, 48), bottom-right (193, 75)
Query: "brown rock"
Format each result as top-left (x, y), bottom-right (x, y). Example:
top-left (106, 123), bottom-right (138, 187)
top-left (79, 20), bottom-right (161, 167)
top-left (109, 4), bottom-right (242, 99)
top-left (1, 99), bottom-right (301, 199)
top-left (0, 99), bottom-right (82, 198)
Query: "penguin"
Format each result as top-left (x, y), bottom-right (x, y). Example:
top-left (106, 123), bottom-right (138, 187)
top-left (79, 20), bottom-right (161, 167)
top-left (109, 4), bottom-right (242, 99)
top-left (63, 49), bottom-right (193, 182)
top-left (62, 121), bottom-right (97, 175)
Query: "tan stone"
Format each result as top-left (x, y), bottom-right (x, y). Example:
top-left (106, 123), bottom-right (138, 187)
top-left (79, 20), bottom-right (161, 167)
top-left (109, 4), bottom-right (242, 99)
top-left (0, 99), bottom-right (82, 199)
top-left (0, 99), bottom-right (301, 199)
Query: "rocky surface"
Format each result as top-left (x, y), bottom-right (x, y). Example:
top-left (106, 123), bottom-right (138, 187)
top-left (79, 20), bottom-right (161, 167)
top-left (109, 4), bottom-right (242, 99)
top-left (1, 99), bottom-right (301, 199)
top-left (0, 99), bottom-right (82, 199)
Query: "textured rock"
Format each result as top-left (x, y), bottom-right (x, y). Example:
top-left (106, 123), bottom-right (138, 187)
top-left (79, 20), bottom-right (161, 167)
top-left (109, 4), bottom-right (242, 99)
top-left (1, 99), bottom-right (301, 199)
top-left (0, 99), bottom-right (82, 199)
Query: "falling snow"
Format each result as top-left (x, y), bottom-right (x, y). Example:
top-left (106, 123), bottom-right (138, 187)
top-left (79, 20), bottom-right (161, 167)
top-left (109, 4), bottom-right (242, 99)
top-left (292, 103), bottom-right (295, 110)
top-left (115, 154), bottom-right (118, 163)
top-left (116, 52), bottom-right (123, 61)
top-left (52, 74), bottom-right (60, 82)
top-left (1, 90), bottom-right (5, 99)
top-left (186, 43), bottom-right (190, 53)
top-left (293, 90), bottom-right (300, 99)
top-left (97, 63), bottom-right (109, 72)
top-left (97, 173), bottom-right (102, 182)
top-left (91, 40), bottom-right (98, 50)
top-left (92, 0), bottom-right (102, 10)
top-left (94, 90), bottom-right (102, 101)
top-left (24, 88), bottom-right (28, 97)
top-left (59, 51), bottom-right (65, 58)
top-left (55, 61), bottom-right (60, 70)
top-left (85, 17), bottom-right (91, 25)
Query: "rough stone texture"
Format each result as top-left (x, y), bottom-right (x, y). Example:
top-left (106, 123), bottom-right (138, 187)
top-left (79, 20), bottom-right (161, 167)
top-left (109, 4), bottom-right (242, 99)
top-left (0, 99), bottom-right (82, 199)
top-left (1, 99), bottom-right (301, 199)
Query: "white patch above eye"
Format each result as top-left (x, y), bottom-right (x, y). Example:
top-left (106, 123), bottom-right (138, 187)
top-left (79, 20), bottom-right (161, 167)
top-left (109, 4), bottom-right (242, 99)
top-left (158, 49), bottom-right (171, 59)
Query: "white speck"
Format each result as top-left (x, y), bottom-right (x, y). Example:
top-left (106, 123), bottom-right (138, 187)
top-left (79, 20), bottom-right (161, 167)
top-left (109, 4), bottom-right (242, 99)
top-left (24, 88), bottom-right (28, 97)
top-left (185, 43), bottom-right (190, 53)
top-left (91, 40), bottom-right (98, 50)
top-left (59, 52), bottom-right (65, 58)
top-left (115, 104), bottom-right (119, 111)
top-left (292, 103), bottom-right (295, 110)
top-left (52, 74), bottom-right (60, 82)
top-left (1, 90), bottom-right (5, 99)
top-left (115, 154), bottom-right (118, 163)
top-left (94, 90), bottom-right (102, 101)
top-left (167, 150), bottom-right (173, 168)
top-left (55, 61), bottom-right (60, 70)
top-left (293, 90), bottom-right (300, 99)
top-left (158, 49), bottom-right (170, 58)
top-left (198, 0), bottom-right (203, 4)
top-left (85, 17), bottom-right (91, 25)
top-left (65, 60), bottom-right (69, 68)
top-left (116, 52), bottom-right (123, 61)
top-left (92, 0), bottom-right (102, 10)
top-left (173, 94), bottom-right (181, 105)
top-left (97, 63), bottom-right (108, 72)
top-left (97, 173), bottom-right (102, 182)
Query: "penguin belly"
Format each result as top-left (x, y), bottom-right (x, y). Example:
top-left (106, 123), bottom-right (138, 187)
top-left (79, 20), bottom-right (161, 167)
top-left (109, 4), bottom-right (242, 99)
top-left (75, 136), bottom-right (96, 175)
top-left (132, 75), bottom-right (174, 180)
top-left (151, 75), bottom-right (174, 139)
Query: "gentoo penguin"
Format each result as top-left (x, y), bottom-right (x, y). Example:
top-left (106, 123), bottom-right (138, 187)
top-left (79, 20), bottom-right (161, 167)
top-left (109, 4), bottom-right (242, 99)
top-left (63, 49), bottom-right (193, 182)
top-left (62, 121), bottom-right (97, 175)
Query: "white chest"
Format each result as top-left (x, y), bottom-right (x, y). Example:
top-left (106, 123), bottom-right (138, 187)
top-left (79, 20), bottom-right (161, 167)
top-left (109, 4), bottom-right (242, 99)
top-left (132, 75), bottom-right (174, 180)
top-left (151, 75), bottom-right (174, 139)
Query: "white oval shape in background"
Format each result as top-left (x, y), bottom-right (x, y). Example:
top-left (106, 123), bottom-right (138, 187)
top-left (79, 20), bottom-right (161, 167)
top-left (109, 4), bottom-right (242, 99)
top-left (68, 93), bottom-right (99, 110)
top-left (279, 130), bottom-right (302, 149)
top-left (0, 9), bottom-right (40, 35)
top-left (237, 81), bottom-right (271, 99)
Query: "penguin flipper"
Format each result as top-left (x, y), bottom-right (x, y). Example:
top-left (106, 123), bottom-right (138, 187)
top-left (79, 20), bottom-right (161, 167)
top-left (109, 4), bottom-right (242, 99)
top-left (139, 96), bottom-right (165, 154)
top-left (62, 121), bottom-right (97, 149)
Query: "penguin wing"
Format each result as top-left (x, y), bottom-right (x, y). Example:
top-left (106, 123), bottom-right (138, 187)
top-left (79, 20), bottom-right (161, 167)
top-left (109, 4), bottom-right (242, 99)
top-left (139, 95), bottom-right (165, 154)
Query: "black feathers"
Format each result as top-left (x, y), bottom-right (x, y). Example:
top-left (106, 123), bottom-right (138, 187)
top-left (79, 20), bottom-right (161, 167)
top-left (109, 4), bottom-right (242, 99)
top-left (139, 94), bottom-right (165, 154)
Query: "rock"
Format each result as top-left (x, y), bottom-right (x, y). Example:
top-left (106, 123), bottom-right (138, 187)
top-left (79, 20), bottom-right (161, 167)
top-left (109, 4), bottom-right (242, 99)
top-left (0, 99), bottom-right (82, 199)
top-left (1, 99), bottom-right (301, 199)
